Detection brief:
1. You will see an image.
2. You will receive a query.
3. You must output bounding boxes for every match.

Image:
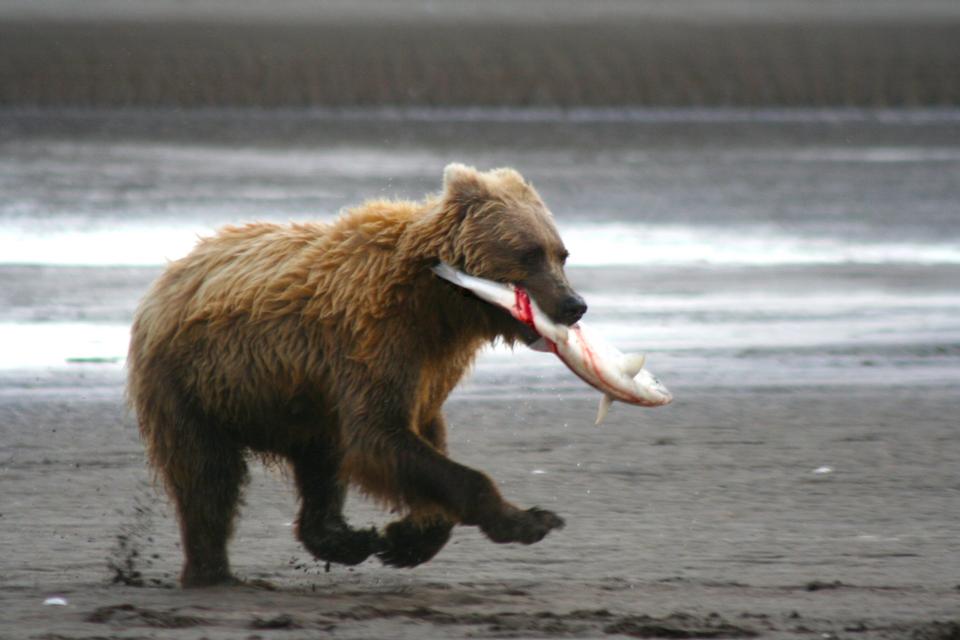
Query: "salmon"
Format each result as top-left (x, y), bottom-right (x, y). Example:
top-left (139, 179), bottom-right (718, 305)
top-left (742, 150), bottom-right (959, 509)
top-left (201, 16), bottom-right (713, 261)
top-left (433, 263), bottom-right (673, 424)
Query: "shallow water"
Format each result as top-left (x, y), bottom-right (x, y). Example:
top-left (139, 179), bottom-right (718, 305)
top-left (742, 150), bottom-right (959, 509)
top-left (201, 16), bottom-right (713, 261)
top-left (2, 109), bottom-right (959, 391)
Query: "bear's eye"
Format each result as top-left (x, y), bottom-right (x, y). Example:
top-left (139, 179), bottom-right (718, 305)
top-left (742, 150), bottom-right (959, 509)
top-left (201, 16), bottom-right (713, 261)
top-left (520, 246), bottom-right (545, 268)
top-left (558, 249), bottom-right (570, 265)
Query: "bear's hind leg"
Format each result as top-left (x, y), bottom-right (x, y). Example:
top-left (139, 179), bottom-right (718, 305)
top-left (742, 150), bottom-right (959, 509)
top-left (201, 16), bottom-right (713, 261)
top-left (291, 443), bottom-right (384, 566)
top-left (166, 432), bottom-right (249, 588)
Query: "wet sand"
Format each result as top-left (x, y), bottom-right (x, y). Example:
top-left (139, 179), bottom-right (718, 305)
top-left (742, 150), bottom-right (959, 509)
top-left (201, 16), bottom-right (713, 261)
top-left (2, 380), bottom-right (958, 638)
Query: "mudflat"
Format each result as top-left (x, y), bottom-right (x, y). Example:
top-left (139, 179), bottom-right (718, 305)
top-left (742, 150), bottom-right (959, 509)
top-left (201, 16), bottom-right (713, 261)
top-left (2, 381), bottom-right (958, 639)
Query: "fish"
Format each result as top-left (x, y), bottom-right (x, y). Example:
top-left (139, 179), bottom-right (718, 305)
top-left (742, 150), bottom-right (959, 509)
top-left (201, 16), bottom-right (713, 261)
top-left (432, 262), bottom-right (673, 424)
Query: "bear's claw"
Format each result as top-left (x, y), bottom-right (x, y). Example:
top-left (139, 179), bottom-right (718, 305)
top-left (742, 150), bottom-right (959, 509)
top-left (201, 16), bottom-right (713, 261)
top-left (301, 525), bottom-right (385, 567)
top-left (480, 506), bottom-right (565, 545)
top-left (377, 519), bottom-right (454, 568)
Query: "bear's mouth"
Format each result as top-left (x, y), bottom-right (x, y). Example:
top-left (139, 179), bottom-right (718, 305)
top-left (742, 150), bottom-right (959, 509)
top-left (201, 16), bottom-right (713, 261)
top-left (516, 320), bottom-right (542, 346)
top-left (431, 263), bottom-right (545, 345)
top-left (437, 277), bottom-right (542, 345)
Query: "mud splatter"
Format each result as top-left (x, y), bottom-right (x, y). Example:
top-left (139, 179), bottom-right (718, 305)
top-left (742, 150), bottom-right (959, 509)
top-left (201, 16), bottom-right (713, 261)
top-left (107, 483), bottom-right (176, 588)
top-left (106, 486), bottom-right (159, 588)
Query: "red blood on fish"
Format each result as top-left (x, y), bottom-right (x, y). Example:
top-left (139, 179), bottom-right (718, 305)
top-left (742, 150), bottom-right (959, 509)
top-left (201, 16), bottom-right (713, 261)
top-left (513, 288), bottom-right (537, 330)
top-left (574, 326), bottom-right (605, 382)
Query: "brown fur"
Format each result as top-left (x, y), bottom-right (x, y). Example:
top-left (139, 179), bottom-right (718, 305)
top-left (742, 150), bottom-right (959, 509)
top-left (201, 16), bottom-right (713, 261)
top-left (127, 163), bottom-right (583, 586)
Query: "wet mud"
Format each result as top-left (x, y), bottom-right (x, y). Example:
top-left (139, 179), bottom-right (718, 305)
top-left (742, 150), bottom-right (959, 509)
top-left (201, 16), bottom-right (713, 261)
top-left (3, 390), bottom-right (959, 639)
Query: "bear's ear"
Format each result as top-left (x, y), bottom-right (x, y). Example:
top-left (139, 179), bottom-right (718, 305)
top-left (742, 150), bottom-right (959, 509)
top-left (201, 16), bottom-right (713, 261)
top-left (489, 167), bottom-right (528, 189)
top-left (442, 163), bottom-right (486, 203)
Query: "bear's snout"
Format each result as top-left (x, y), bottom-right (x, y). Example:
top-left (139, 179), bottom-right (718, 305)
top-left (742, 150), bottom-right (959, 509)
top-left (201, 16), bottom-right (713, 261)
top-left (557, 292), bottom-right (588, 326)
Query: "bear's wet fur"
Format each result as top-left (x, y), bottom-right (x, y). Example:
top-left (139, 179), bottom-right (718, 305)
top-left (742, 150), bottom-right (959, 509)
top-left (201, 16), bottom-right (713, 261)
top-left (127, 163), bottom-right (587, 587)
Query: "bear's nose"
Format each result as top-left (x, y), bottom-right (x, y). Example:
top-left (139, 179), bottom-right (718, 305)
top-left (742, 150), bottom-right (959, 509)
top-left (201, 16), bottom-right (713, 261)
top-left (558, 293), bottom-right (588, 325)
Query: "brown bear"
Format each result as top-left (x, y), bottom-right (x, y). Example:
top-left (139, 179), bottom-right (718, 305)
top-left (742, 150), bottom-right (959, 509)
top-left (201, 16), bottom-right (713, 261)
top-left (127, 163), bottom-right (587, 587)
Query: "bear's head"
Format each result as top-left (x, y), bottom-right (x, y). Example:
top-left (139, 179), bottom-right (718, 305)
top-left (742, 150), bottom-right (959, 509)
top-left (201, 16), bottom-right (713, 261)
top-left (439, 163), bottom-right (587, 327)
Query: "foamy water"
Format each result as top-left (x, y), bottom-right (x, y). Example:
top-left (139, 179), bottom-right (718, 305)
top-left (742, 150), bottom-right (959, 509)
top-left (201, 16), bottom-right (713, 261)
top-left (3, 283), bottom-right (958, 396)
top-left (0, 322), bottom-right (129, 369)
top-left (3, 220), bottom-right (959, 268)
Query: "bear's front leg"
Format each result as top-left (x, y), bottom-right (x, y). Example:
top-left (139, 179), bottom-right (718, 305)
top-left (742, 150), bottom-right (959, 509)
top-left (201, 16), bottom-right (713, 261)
top-left (377, 516), bottom-right (454, 568)
top-left (290, 441), bottom-right (385, 566)
top-left (391, 432), bottom-right (565, 545)
top-left (471, 504), bottom-right (566, 545)
top-left (339, 373), bottom-right (564, 551)
top-left (378, 416), bottom-right (455, 567)
top-left (343, 423), bottom-right (564, 547)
